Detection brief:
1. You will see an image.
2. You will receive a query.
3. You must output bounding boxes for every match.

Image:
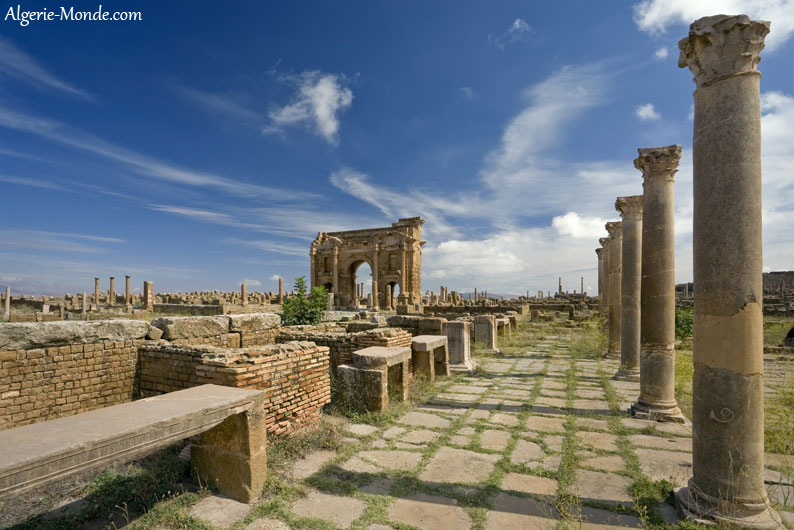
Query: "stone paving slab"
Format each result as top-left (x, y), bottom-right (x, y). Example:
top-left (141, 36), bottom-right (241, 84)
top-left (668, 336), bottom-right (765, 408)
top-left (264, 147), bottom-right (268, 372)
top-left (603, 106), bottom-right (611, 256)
top-left (480, 429), bottom-right (512, 451)
top-left (397, 411), bottom-right (451, 428)
top-left (485, 492), bottom-right (558, 529)
top-left (573, 469), bottom-right (633, 506)
top-left (510, 439), bottom-right (544, 464)
top-left (291, 449), bottom-right (336, 480)
top-left (357, 450), bottom-right (423, 471)
top-left (628, 434), bottom-right (691, 452)
top-left (635, 448), bottom-right (693, 486)
top-left (501, 472), bottom-right (558, 497)
top-left (388, 493), bottom-right (471, 530)
top-left (189, 495), bottom-right (251, 529)
top-left (245, 517), bottom-right (290, 530)
top-left (291, 490), bottom-right (366, 528)
top-left (419, 447), bottom-right (500, 484)
top-left (526, 415), bottom-right (567, 432)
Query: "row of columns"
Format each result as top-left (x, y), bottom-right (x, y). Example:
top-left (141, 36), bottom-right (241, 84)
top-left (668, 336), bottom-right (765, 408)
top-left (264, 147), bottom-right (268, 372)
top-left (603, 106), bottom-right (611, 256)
top-left (594, 14), bottom-right (777, 528)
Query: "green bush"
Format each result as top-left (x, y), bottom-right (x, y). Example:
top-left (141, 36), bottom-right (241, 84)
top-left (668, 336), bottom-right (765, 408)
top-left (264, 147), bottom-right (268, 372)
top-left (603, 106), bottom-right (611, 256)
top-left (280, 277), bottom-right (328, 326)
top-left (675, 306), bottom-right (694, 340)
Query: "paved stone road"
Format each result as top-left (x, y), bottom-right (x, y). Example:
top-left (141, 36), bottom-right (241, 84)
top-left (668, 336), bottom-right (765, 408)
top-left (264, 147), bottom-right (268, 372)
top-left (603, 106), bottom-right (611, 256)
top-left (187, 330), bottom-right (794, 530)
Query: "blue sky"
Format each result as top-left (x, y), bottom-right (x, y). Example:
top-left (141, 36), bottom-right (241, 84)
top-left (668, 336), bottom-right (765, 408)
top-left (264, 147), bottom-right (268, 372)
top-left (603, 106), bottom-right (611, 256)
top-left (2, 0), bottom-right (793, 297)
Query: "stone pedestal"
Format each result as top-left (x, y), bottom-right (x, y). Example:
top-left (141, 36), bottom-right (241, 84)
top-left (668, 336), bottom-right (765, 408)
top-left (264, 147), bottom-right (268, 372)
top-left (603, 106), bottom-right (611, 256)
top-left (606, 222), bottom-right (623, 355)
top-left (474, 315), bottom-right (497, 351)
top-left (615, 196), bottom-right (643, 381)
top-left (445, 321), bottom-right (473, 372)
top-left (412, 335), bottom-right (449, 378)
top-left (630, 145), bottom-right (685, 423)
top-left (674, 14), bottom-right (780, 528)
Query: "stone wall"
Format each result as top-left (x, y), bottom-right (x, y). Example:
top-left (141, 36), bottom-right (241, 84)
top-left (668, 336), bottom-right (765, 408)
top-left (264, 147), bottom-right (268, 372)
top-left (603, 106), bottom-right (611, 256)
top-left (150, 313), bottom-right (280, 348)
top-left (138, 341), bottom-right (331, 436)
top-left (0, 320), bottom-right (150, 430)
top-left (386, 315), bottom-right (447, 336)
top-left (275, 325), bottom-right (412, 370)
top-left (423, 304), bottom-right (529, 316)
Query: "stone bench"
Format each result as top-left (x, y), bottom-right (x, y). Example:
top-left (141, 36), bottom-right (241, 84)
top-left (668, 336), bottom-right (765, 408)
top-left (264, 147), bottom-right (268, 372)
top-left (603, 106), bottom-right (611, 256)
top-left (496, 317), bottom-right (511, 337)
top-left (0, 384), bottom-right (267, 503)
top-left (411, 335), bottom-right (450, 380)
top-left (337, 346), bottom-right (411, 413)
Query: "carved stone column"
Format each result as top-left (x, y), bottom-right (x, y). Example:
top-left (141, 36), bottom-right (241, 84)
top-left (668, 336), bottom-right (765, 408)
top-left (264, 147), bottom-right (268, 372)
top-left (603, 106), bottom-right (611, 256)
top-left (372, 244), bottom-right (379, 310)
top-left (332, 248), bottom-right (339, 297)
top-left (615, 196), bottom-right (643, 381)
top-left (598, 237), bottom-right (610, 316)
top-left (309, 248), bottom-right (316, 288)
top-left (108, 277), bottom-right (115, 306)
top-left (124, 275), bottom-right (131, 305)
top-left (605, 222), bottom-right (622, 355)
top-left (94, 277), bottom-right (100, 305)
top-left (675, 15), bottom-right (779, 528)
top-left (399, 244), bottom-right (407, 295)
top-left (630, 145), bottom-right (685, 422)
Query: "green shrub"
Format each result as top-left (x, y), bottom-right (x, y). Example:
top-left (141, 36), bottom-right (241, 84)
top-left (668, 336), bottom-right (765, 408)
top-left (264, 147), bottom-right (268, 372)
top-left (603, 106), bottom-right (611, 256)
top-left (675, 306), bottom-right (694, 340)
top-left (280, 277), bottom-right (328, 326)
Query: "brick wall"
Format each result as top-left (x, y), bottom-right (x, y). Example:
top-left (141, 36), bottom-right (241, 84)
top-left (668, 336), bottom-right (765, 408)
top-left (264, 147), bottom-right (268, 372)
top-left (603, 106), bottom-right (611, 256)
top-left (0, 320), bottom-right (150, 431)
top-left (138, 341), bottom-right (331, 436)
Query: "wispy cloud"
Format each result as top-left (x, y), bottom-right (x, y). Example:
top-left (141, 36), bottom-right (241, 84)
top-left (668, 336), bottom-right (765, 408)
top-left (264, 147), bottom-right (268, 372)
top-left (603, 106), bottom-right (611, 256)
top-left (0, 229), bottom-right (123, 254)
top-left (0, 105), bottom-right (321, 202)
top-left (0, 174), bottom-right (72, 192)
top-left (0, 37), bottom-right (91, 99)
top-left (264, 71), bottom-right (354, 145)
top-left (488, 18), bottom-right (532, 50)
top-left (458, 86), bottom-right (475, 100)
top-left (240, 278), bottom-right (262, 287)
top-left (632, 0), bottom-right (794, 51)
top-left (654, 47), bottom-right (669, 60)
top-left (170, 83), bottom-right (263, 125)
top-left (223, 238), bottom-right (307, 256)
top-left (635, 102), bottom-right (661, 120)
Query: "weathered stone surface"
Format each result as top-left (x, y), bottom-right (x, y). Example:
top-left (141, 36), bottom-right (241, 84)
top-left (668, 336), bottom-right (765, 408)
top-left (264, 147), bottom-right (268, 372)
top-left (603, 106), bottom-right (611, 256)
top-left (574, 470), bottom-right (633, 505)
top-left (636, 448), bottom-right (692, 486)
top-left (419, 447), bottom-right (500, 484)
top-left (352, 346), bottom-right (411, 368)
top-left (397, 411), bottom-right (450, 428)
top-left (628, 434), bottom-right (690, 452)
top-left (228, 312), bottom-right (281, 332)
top-left (246, 517), bottom-right (290, 530)
top-left (151, 315), bottom-right (230, 339)
top-left (400, 429), bottom-right (440, 445)
top-left (291, 490), bottom-right (366, 528)
top-left (388, 493), bottom-right (471, 530)
top-left (501, 473), bottom-right (558, 497)
top-left (577, 431), bottom-right (619, 452)
top-left (486, 492), bottom-right (558, 530)
top-left (189, 495), bottom-right (251, 529)
top-left (146, 325), bottom-right (163, 340)
top-left (490, 412), bottom-right (520, 427)
top-left (0, 319), bottom-right (149, 350)
top-left (581, 454), bottom-right (625, 472)
top-left (480, 429), bottom-right (511, 451)
top-left (291, 450), bottom-right (335, 480)
top-left (526, 415), bottom-right (566, 433)
top-left (357, 450), bottom-right (422, 471)
top-left (510, 440), bottom-right (544, 465)
top-left (347, 423), bottom-right (379, 436)
top-left (579, 506), bottom-right (642, 529)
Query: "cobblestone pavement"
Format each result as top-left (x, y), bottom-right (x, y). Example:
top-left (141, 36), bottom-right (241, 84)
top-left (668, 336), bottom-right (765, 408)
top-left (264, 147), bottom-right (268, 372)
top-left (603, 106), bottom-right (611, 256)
top-left (186, 326), bottom-right (794, 530)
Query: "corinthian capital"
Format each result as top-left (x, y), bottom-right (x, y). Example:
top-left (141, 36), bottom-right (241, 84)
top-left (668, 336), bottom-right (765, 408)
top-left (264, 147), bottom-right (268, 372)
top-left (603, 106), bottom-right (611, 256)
top-left (634, 145), bottom-right (682, 183)
top-left (678, 14), bottom-right (770, 88)
top-left (615, 195), bottom-right (643, 220)
top-left (605, 221), bottom-right (622, 238)
top-left (599, 237), bottom-right (610, 247)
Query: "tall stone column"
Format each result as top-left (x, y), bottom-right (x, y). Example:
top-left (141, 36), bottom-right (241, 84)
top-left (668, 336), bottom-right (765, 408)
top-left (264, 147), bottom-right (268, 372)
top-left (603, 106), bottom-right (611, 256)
top-left (605, 222), bottom-right (622, 355)
top-left (81, 292), bottom-right (87, 318)
top-left (595, 248), bottom-right (605, 315)
top-left (615, 196), bottom-right (643, 381)
top-left (630, 145), bottom-right (684, 422)
top-left (598, 237), bottom-right (610, 316)
top-left (399, 244), bottom-right (407, 296)
top-left (241, 283), bottom-right (248, 307)
top-left (675, 15), bottom-right (779, 528)
top-left (309, 248), bottom-right (316, 288)
top-left (371, 245), bottom-right (380, 311)
top-left (94, 277), bottom-right (100, 305)
top-left (124, 275), bottom-right (131, 305)
top-left (332, 248), bottom-right (339, 297)
top-left (143, 281), bottom-right (154, 310)
top-left (108, 277), bottom-right (115, 306)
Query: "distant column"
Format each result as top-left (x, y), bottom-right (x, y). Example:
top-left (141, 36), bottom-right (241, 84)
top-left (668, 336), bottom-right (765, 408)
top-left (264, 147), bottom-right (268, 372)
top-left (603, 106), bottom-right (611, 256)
top-left (630, 144), bottom-right (684, 422)
top-left (3, 286), bottom-right (9, 320)
top-left (143, 281), bottom-right (154, 310)
top-left (309, 247), bottom-right (317, 288)
top-left (615, 195), bottom-right (643, 381)
top-left (606, 222), bottom-right (622, 355)
top-left (558, 277), bottom-right (562, 295)
top-left (125, 275), bottom-right (131, 305)
top-left (371, 244), bottom-right (380, 311)
top-left (332, 248), bottom-right (339, 297)
top-left (108, 277), bottom-right (115, 306)
top-left (241, 283), bottom-right (248, 307)
top-left (675, 15), bottom-right (779, 528)
top-left (94, 277), bottom-right (100, 305)
top-left (81, 292), bottom-right (87, 318)
top-left (277, 277), bottom-right (284, 305)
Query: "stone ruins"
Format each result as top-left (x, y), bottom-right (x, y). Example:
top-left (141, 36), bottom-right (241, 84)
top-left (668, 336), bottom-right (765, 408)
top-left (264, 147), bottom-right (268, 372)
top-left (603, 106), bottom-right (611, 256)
top-left (0, 12), bottom-right (792, 530)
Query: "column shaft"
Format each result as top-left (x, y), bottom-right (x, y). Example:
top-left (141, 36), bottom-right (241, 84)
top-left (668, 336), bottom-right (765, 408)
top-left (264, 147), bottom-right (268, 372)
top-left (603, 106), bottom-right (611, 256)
top-left (606, 223), bottom-right (622, 355)
top-left (616, 196), bottom-right (643, 380)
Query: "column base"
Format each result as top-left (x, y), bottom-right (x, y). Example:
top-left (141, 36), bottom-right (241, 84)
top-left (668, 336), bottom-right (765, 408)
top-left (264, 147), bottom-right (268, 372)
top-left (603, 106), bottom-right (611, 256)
top-left (606, 348), bottom-right (621, 359)
top-left (613, 368), bottom-right (640, 382)
top-left (675, 480), bottom-right (782, 530)
top-left (630, 399), bottom-right (688, 424)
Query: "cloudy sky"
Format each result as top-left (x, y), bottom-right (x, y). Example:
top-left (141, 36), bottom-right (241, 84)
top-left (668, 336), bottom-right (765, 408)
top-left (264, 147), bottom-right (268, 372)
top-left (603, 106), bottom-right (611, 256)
top-left (1, 0), bottom-right (793, 296)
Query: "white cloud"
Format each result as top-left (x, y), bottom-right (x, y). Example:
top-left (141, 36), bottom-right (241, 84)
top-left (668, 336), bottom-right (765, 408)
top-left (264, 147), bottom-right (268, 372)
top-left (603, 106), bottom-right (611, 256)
top-left (0, 37), bottom-right (90, 99)
top-left (264, 71), bottom-right (353, 145)
top-left (269, 274), bottom-right (282, 281)
top-left (632, 0), bottom-right (794, 51)
top-left (0, 105), bottom-right (320, 202)
top-left (240, 279), bottom-right (262, 287)
top-left (635, 103), bottom-right (661, 120)
top-left (552, 212), bottom-right (610, 239)
top-left (458, 86), bottom-right (475, 100)
top-left (0, 228), bottom-right (122, 254)
top-left (171, 84), bottom-right (262, 125)
top-left (654, 47), bottom-right (669, 60)
top-left (488, 18), bottom-right (532, 50)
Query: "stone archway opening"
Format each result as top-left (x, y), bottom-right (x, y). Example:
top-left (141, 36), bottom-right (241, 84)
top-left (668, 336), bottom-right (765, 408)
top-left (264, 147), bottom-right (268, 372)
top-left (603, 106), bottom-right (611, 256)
top-left (349, 261), bottom-right (372, 308)
top-left (386, 281), bottom-right (401, 310)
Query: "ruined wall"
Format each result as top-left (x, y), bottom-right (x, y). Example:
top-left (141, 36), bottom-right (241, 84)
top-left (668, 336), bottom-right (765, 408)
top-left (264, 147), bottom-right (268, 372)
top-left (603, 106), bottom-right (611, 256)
top-left (422, 304), bottom-right (529, 316)
top-left (0, 320), bottom-right (151, 430)
top-left (138, 341), bottom-right (331, 436)
top-left (386, 315), bottom-right (447, 336)
top-left (275, 325), bottom-right (412, 369)
top-left (150, 313), bottom-right (280, 348)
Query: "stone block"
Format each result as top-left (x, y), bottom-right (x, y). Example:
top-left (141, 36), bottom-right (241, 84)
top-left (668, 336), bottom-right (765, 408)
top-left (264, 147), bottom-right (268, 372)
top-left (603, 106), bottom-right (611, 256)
top-left (151, 315), bottom-right (230, 340)
top-left (445, 320), bottom-right (472, 371)
top-left (0, 320), bottom-right (149, 351)
top-left (336, 365), bottom-right (388, 413)
top-left (352, 346), bottom-right (411, 369)
top-left (228, 313), bottom-right (281, 333)
top-left (474, 315), bottom-right (497, 349)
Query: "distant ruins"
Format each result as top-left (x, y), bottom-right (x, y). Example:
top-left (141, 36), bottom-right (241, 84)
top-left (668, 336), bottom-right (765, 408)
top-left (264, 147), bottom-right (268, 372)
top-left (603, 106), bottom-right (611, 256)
top-left (310, 217), bottom-right (425, 310)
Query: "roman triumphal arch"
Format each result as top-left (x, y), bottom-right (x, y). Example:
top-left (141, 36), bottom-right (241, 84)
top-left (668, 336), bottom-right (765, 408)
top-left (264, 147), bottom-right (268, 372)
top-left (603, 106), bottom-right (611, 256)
top-left (310, 217), bottom-right (425, 309)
